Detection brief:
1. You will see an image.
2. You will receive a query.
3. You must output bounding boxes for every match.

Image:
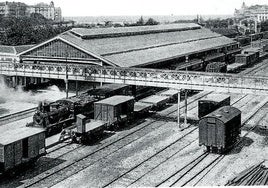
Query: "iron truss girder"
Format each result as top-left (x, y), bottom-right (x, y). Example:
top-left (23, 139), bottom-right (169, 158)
top-left (0, 62), bottom-right (268, 95)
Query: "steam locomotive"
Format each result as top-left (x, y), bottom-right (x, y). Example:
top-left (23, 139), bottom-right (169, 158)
top-left (30, 84), bottom-right (165, 136)
top-left (32, 96), bottom-right (96, 136)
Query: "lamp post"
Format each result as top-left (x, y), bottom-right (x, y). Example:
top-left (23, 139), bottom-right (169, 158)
top-left (184, 56), bottom-right (188, 128)
top-left (65, 52), bottom-right (69, 98)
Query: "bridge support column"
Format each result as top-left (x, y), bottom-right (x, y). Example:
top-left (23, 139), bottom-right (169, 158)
top-left (132, 85), bottom-right (137, 98)
top-left (177, 89), bottom-right (181, 127)
top-left (184, 90), bottom-right (188, 126)
top-left (75, 80), bottom-right (78, 96)
top-left (12, 76), bottom-right (16, 88)
top-left (65, 79), bottom-right (69, 98)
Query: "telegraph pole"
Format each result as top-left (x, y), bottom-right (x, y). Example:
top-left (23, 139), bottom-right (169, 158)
top-left (65, 52), bottom-right (69, 98)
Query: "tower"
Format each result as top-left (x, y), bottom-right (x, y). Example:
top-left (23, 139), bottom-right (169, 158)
top-left (242, 2), bottom-right (247, 9)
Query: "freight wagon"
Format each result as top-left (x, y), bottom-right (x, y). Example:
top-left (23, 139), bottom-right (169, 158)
top-left (94, 95), bottom-right (135, 128)
top-left (205, 62), bottom-right (227, 73)
top-left (199, 106), bottom-right (241, 153)
top-left (235, 36), bottom-right (251, 47)
top-left (263, 44), bottom-right (268, 52)
top-left (235, 49), bottom-right (260, 65)
top-left (74, 114), bottom-right (107, 143)
top-left (0, 127), bottom-right (45, 174)
top-left (134, 102), bottom-right (153, 117)
top-left (156, 89), bottom-right (179, 102)
top-left (86, 84), bottom-right (130, 99)
top-left (243, 47), bottom-right (260, 58)
top-left (198, 93), bottom-right (230, 119)
top-left (139, 95), bottom-right (170, 111)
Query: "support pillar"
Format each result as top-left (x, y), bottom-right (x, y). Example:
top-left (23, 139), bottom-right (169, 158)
top-left (23, 77), bottom-right (26, 86)
top-left (65, 79), bottom-right (69, 98)
top-left (132, 85), bottom-right (137, 98)
top-left (12, 76), bottom-right (16, 88)
top-left (177, 89), bottom-right (181, 127)
top-left (184, 90), bottom-right (188, 126)
top-left (75, 80), bottom-right (78, 96)
top-left (65, 64), bottom-right (69, 98)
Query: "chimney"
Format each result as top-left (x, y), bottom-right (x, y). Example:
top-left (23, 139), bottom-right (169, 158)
top-left (76, 114), bottom-right (86, 133)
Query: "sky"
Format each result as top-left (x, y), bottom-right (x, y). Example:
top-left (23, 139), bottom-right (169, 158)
top-left (6, 0), bottom-right (268, 17)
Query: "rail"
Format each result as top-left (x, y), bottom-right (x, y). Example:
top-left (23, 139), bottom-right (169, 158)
top-left (1, 62), bottom-right (268, 95)
top-left (0, 107), bottom-right (36, 126)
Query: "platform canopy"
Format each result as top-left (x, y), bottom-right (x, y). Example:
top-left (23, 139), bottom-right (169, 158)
top-left (0, 44), bottom-right (34, 62)
top-left (19, 23), bottom-right (237, 67)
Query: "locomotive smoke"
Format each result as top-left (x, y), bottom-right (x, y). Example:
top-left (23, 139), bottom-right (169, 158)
top-left (0, 76), bottom-right (66, 104)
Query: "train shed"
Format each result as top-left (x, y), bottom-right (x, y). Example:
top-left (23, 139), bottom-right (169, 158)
top-left (17, 23), bottom-right (240, 70)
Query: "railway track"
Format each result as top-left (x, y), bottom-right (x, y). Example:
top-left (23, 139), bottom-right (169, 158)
top-left (240, 59), bottom-right (268, 76)
top-left (33, 93), bottom-right (248, 187)
top-left (0, 107), bottom-right (36, 126)
top-left (13, 84), bottom-right (263, 187)
top-left (16, 90), bottom-right (209, 188)
top-left (155, 97), bottom-right (268, 187)
top-left (102, 94), bottom-right (258, 188)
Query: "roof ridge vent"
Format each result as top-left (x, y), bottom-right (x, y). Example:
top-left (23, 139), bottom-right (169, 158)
top-left (223, 109), bottom-right (229, 113)
top-left (215, 114), bottom-right (222, 118)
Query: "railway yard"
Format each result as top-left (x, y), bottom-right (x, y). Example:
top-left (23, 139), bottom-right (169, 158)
top-left (0, 57), bottom-right (267, 187)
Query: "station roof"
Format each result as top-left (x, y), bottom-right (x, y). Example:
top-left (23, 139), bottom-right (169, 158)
top-left (70, 23), bottom-right (201, 39)
top-left (19, 23), bottom-right (237, 67)
top-left (0, 45), bottom-right (35, 55)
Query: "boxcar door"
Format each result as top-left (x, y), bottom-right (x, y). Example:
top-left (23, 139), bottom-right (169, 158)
top-left (22, 138), bottom-right (28, 158)
top-left (207, 117), bottom-right (216, 147)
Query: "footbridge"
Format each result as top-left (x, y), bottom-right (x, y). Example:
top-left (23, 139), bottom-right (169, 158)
top-left (0, 62), bottom-right (268, 95)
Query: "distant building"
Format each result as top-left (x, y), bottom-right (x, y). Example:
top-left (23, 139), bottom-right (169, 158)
top-left (0, 2), bottom-right (28, 17)
top-left (27, 1), bottom-right (62, 21)
top-left (0, 1), bottom-right (62, 21)
top-left (235, 2), bottom-right (268, 22)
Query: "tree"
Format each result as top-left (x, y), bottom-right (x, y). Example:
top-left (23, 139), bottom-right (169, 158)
top-left (261, 20), bottom-right (268, 32)
top-left (145, 18), bottom-right (159, 25)
top-left (136, 16), bottom-right (145, 26)
top-left (0, 16), bottom-right (71, 45)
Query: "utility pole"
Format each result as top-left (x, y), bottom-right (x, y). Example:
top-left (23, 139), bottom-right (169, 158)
top-left (65, 52), bottom-right (69, 98)
top-left (177, 89), bottom-right (181, 128)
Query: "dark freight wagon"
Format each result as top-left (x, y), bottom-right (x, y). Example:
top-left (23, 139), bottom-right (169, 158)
top-left (235, 49), bottom-right (260, 65)
top-left (199, 106), bottom-right (241, 153)
top-left (263, 44), bottom-right (268, 52)
top-left (0, 127), bottom-right (45, 173)
top-left (198, 93), bottom-right (230, 119)
top-left (94, 95), bottom-right (134, 127)
top-left (87, 84), bottom-right (130, 99)
top-left (205, 62), bottom-right (227, 73)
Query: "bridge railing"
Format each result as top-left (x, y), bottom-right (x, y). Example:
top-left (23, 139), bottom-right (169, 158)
top-left (1, 62), bottom-right (268, 94)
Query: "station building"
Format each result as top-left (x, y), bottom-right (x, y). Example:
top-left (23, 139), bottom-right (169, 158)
top-left (18, 23), bottom-right (241, 71)
top-left (0, 23), bottom-right (241, 87)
